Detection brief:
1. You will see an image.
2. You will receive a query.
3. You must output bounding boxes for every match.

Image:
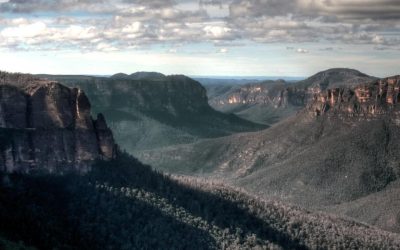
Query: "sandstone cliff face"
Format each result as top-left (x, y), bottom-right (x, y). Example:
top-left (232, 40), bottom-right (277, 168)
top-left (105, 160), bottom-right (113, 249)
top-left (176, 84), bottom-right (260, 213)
top-left (208, 80), bottom-right (301, 109)
top-left (206, 80), bottom-right (307, 125)
top-left (208, 69), bottom-right (376, 118)
top-left (308, 76), bottom-right (400, 120)
top-left (0, 72), bottom-right (116, 173)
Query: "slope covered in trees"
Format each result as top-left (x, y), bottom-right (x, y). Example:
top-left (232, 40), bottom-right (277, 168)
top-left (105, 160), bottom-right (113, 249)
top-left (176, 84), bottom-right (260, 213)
top-left (0, 153), bottom-right (399, 249)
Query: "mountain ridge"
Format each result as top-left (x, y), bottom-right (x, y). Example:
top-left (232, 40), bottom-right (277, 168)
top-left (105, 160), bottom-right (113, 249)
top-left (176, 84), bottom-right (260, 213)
top-left (207, 68), bottom-right (377, 125)
top-left (111, 71), bottom-right (167, 81)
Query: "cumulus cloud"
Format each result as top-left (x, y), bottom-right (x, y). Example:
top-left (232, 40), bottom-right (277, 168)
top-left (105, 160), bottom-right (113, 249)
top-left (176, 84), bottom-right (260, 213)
top-left (297, 0), bottom-right (400, 20)
top-left (296, 48), bottom-right (309, 54)
top-left (0, 0), bottom-right (111, 13)
top-left (0, 0), bottom-right (398, 52)
top-left (227, 0), bottom-right (400, 47)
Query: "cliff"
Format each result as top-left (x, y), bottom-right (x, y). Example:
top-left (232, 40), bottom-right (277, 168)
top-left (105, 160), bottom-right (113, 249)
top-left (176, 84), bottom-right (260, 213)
top-left (0, 72), bottom-right (116, 173)
top-left (206, 69), bottom-right (377, 125)
top-left (208, 69), bottom-right (377, 110)
top-left (208, 80), bottom-right (291, 108)
top-left (308, 76), bottom-right (400, 119)
top-left (206, 80), bottom-right (307, 125)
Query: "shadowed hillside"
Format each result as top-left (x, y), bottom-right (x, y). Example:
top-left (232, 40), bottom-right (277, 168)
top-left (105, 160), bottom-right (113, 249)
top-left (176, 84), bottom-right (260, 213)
top-left (0, 153), bottom-right (399, 249)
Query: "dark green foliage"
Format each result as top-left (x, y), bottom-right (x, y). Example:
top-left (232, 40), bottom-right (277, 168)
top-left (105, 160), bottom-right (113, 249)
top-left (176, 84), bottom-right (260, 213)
top-left (0, 128), bottom-right (14, 151)
top-left (0, 153), bottom-right (399, 249)
top-left (0, 235), bottom-right (36, 250)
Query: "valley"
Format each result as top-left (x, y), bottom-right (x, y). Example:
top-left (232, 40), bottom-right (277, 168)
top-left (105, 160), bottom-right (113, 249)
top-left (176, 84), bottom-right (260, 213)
top-left (1, 69), bottom-right (400, 249)
top-left (134, 71), bottom-right (400, 233)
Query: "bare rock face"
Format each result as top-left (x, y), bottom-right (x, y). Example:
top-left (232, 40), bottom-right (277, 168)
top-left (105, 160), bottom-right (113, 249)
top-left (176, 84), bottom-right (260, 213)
top-left (308, 76), bottom-right (400, 119)
top-left (208, 69), bottom-right (377, 114)
top-left (0, 72), bottom-right (116, 173)
top-left (94, 113), bottom-right (116, 159)
top-left (208, 80), bottom-right (299, 109)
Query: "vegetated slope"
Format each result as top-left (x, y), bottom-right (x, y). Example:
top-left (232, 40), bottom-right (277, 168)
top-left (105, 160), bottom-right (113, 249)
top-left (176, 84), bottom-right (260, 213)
top-left (294, 68), bottom-right (377, 90)
top-left (40, 73), bottom-right (265, 153)
top-left (138, 75), bottom-right (400, 232)
top-left (112, 71), bottom-right (167, 81)
top-left (0, 153), bottom-right (399, 250)
top-left (328, 179), bottom-right (400, 233)
top-left (206, 68), bottom-right (376, 125)
top-left (0, 235), bottom-right (35, 250)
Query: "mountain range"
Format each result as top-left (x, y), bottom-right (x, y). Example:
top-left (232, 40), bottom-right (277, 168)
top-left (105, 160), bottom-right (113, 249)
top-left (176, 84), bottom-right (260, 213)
top-left (1, 69), bottom-right (400, 248)
top-left (136, 71), bottom-right (400, 233)
top-left (1, 70), bottom-right (398, 248)
top-left (207, 68), bottom-right (377, 125)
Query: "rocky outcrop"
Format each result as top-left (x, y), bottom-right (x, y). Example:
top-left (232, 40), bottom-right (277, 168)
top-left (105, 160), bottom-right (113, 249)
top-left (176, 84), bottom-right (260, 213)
top-left (308, 76), bottom-right (400, 120)
top-left (208, 80), bottom-right (300, 109)
top-left (0, 72), bottom-right (116, 173)
top-left (206, 80), bottom-right (308, 125)
top-left (208, 69), bottom-right (377, 113)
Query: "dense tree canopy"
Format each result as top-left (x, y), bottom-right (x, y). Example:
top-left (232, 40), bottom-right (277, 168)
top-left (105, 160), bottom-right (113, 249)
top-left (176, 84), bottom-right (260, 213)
top-left (0, 153), bottom-right (399, 249)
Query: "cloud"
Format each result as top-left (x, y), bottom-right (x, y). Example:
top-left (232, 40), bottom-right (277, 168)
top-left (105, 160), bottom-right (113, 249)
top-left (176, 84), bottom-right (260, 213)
top-left (296, 48), bottom-right (309, 54)
top-left (226, 0), bottom-right (400, 47)
top-left (200, 0), bottom-right (223, 8)
top-left (0, 0), bottom-right (110, 13)
top-left (0, 0), bottom-right (398, 52)
top-left (319, 47), bottom-right (334, 51)
top-left (297, 0), bottom-right (400, 20)
top-left (168, 48), bottom-right (178, 53)
top-left (204, 25), bottom-right (235, 40)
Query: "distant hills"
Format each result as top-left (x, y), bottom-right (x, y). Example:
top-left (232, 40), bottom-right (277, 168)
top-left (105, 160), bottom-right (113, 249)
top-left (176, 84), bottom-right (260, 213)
top-left (111, 71), bottom-right (167, 81)
top-left (207, 68), bottom-right (377, 125)
top-left (41, 73), bottom-right (266, 154)
top-left (206, 79), bottom-right (299, 125)
top-left (295, 68), bottom-right (377, 90)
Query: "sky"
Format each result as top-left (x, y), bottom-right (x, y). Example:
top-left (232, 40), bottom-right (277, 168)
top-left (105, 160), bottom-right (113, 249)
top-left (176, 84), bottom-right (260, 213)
top-left (0, 0), bottom-right (399, 77)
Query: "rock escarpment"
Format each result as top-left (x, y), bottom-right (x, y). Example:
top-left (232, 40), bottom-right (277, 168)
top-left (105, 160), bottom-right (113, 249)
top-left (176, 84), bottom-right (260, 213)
top-left (208, 80), bottom-right (291, 108)
top-left (207, 69), bottom-right (377, 125)
top-left (0, 72), bottom-right (116, 173)
top-left (308, 76), bottom-right (400, 120)
top-left (210, 69), bottom-right (377, 110)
